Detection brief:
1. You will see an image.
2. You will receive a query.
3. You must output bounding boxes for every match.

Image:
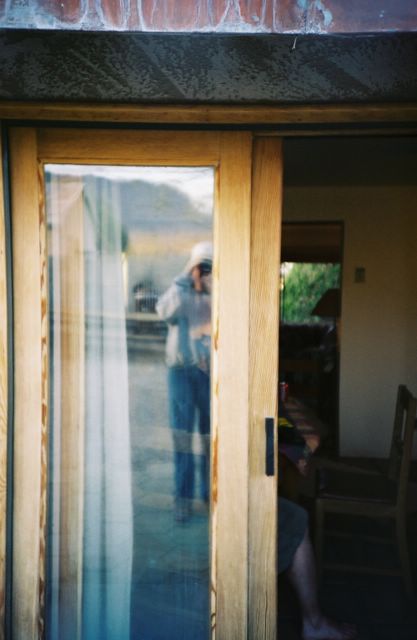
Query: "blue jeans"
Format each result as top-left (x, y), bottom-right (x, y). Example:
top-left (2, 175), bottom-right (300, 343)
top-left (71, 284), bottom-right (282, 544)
top-left (168, 366), bottom-right (210, 503)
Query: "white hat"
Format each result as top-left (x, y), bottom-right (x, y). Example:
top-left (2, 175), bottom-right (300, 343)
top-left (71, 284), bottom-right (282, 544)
top-left (183, 241), bottom-right (213, 274)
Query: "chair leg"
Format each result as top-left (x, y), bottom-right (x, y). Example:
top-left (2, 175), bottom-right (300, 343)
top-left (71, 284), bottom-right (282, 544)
top-left (396, 516), bottom-right (414, 598)
top-left (314, 499), bottom-right (324, 582)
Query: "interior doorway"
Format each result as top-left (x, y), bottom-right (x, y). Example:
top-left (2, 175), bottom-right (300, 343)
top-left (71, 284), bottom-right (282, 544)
top-left (279, 221), bottom-right (343, 455)
top-left (282, 135), bottom-right (417, 460)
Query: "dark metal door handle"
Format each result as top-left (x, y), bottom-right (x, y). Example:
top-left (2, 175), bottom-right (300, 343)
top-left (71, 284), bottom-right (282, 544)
top-left (265, 417), bottom-right (275, 476)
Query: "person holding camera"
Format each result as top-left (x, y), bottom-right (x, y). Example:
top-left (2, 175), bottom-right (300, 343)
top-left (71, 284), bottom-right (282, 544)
top-left (157, 242), bottom-right (212, 523)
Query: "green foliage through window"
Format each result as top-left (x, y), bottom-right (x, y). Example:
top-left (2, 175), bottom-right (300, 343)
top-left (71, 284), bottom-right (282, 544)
top-left (280, 262), bottom-right (340, 324)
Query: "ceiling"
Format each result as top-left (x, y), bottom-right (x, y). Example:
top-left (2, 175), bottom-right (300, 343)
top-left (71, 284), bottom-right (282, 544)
top-left (284, 137), bottom-right (417, 186)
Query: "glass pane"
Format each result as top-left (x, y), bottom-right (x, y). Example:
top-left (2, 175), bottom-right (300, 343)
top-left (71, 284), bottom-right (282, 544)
top-left (45, 165), bottom-right (214, 640)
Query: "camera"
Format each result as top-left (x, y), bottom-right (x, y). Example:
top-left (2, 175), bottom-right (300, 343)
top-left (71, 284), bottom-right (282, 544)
top-left (197, 262), bottom-right (212, 276)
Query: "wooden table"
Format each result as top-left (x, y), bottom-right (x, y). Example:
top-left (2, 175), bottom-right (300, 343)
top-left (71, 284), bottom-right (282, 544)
top-left (278, 396), bottom-right (323, 500)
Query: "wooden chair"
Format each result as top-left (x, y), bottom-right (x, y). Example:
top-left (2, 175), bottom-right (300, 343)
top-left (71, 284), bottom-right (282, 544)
top-left (315, 384), bottom-right (417, 597)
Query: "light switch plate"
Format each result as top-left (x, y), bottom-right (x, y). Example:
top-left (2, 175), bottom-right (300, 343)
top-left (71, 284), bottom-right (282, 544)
top-left (354, 267), bottom-right (366, 283)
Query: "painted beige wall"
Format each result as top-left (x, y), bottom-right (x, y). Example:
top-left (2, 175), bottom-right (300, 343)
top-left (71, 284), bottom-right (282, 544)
top-left (284, 185), bottom-right (417, 457)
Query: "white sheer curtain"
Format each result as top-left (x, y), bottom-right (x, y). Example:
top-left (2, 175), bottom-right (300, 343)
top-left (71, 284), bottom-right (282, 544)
top-left (47, 170), bottom-right (133, 640)
top-left (82, 176), bottom-right (132, 639)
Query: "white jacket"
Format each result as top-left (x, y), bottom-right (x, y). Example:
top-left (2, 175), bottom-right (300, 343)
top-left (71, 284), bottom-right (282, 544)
top-left (156, 274), bottom-right (211, 370)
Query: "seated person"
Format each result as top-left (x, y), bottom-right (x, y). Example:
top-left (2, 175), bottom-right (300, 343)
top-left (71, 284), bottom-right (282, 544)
top-left (279, 498), bottom-right (357, 640)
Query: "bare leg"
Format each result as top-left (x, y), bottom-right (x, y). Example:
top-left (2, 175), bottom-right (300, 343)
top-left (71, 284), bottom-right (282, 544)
top-left (287, 530), bottom-right (357, 640)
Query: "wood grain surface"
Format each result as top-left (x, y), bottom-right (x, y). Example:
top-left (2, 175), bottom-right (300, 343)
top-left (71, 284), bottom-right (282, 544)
top-left (248, 137), bottom-right (282, 639)
top-left (213, 132), bottom-right (253, 639)
top-left (10, 128), bottom-right (44, 639)
top-left (1, 102), bottom-right (417, 127)
top-left (0, 132), bottom-right (7, 640)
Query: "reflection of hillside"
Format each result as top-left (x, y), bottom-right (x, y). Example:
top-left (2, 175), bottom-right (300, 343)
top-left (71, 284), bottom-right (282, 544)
top-left (126, 231), bottom-right (212, 296)
top-left (120, 179), bottom-right (211, 235)
top-left (128, 231), bottom-right (211, 257)
top-left (119, 177), bottom-right (213, 305)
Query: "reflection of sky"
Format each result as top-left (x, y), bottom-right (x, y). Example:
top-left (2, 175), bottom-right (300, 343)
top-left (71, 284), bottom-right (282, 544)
top-left (45, 164), bottom-right (214, 216)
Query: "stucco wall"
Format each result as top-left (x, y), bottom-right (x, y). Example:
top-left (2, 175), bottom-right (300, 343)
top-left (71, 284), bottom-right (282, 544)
top-left (1, 31), bottom-right (417, 104)
top-left (284, 185), bottom-right (417, 457)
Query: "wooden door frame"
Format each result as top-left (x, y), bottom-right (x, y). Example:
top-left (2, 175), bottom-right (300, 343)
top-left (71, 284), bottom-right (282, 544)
top-left (0, 131), bottom-right (8, 640)
top-left (0, 102), bottom-right (417, 134)
top-left (2, 126), bottom-right (282, 640)
top-left (1, 101), bottom-right (416, 639)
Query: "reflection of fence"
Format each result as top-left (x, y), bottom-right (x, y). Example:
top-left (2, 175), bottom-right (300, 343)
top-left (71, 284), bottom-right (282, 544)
top-left (133, 286), bottom-right (160, 313)
top-left (126, 312), bottom-right (167, 337)
top-left (52, 310), bottom-right (167, 338)
top-left (131, 285), bottom-right (167, 335)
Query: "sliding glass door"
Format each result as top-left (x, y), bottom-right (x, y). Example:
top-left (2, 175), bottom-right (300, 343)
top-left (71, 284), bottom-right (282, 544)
top-left (6, 128), bottom-right (282, 639)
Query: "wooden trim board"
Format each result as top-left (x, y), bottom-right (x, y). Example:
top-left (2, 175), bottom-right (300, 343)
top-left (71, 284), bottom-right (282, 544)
top-left (248, 137), bottom-right (282, 639)
top-left (9, 128), bottom-right (46, 638)
top-left (0, 132), bottom-right (7, 640)
top-left (0, 102), bottom-right (416, 129)
top-left (213, 132), bottom-right (253, 639)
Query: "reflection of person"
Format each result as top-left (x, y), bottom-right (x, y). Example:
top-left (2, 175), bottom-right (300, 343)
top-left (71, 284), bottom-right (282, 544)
top-left (279, 498), bottom-right (357, 640)
top-left (156, 242), bottom-right (212, 522)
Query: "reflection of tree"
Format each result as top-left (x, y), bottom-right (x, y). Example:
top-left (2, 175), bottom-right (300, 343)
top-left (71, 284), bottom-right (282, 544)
top-left (121, 180), bottom-right (212, 296)
top-left (281, 263), bottom-right (340, 323)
